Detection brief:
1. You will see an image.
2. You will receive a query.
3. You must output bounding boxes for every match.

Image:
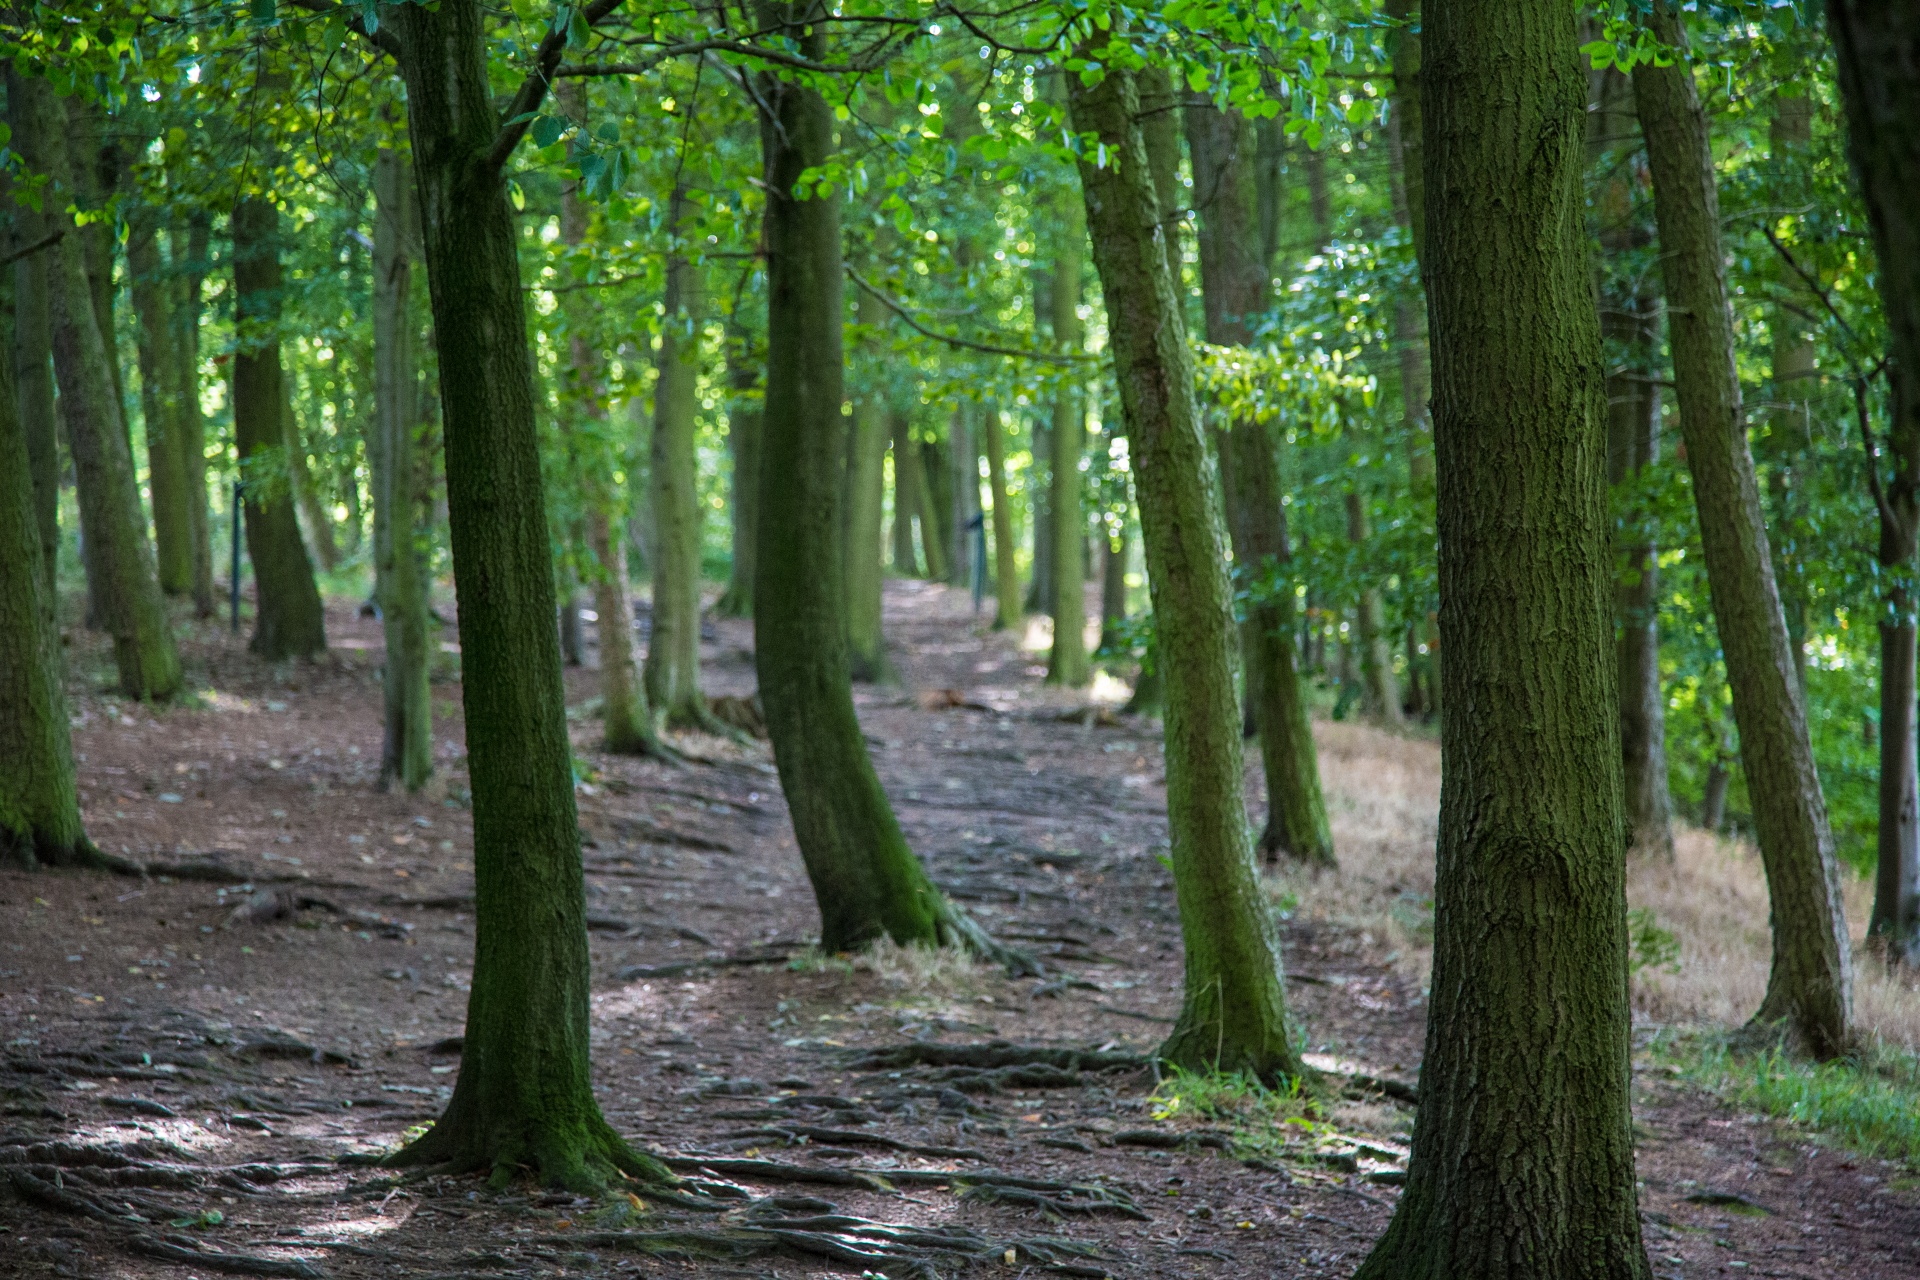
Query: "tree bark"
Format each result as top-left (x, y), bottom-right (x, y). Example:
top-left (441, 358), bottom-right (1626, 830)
top-left (370, 147), bottom-right (434, 791)
top-left (1828, 0), bottom-right (1920, 966)
top-left (232, 196), bottom-right (328, 661)
top-left (6, 99), bottom-right (59, 599)
top-left (947, 405), bottom-right (977, 586)
top-left (753, 6), bottom-right (1015, 965)
top-left (1069, 59), bottom-right (1303, 1081)
top-left (285, 389), bottom-right (339, 573)
top-left (379, 0), bottom-right (668, 1189)
top-left (1344, 491), bottom-right (1405, 725)
top-left (1353, 2), bottom-right (1652, 1274)
top-left (1100, 519), bottom-right (1128, 651)
top-left (1185, 99), bottom-right (1333, 866)
top-left (16, 73), bottom-right (181, 700)
top-left (1046, 192), bottom-right (1090, 687)
top-left (1635, 3), bottom-right (1852, 1055)
top-left (0, 305), bottom-right (101, 870)
top-left (715, 293), bottom-right (761, 618)
top-left (179, 215), bottom-right (216, 617)
top-left (131, 223), bottom-right (193, 596)
top-left (892, 412), bottom-right (947, 582)
top-left (886, 405), bottom-right (919, 576)
top-left (1025, 417), bottom-right (1052, 615)
top-left (845, 283), bottom-right (893, 680)
top-left (982, 404), bottom-right (1022, 629)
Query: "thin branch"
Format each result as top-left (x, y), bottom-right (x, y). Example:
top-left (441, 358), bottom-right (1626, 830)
top-left (487, 0), bottom-right (629, 177)
top-left (1760, 222), bottom-right (1869, 363)
top-left (1859, 375), bottom-right (1900, 534)
top-left (845, 269), bottom-right (1097, 365)
top-left (0, 227), bottom-right (63, 268)
top-left (286, 0), bottom-right (401, 58)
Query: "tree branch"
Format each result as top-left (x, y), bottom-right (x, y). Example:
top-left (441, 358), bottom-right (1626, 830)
top-left (845, 269), bottom-right (1098, 365)
top-left (286, 0), bottom-right (401, 58)
top-left (0, 227), bottom-right (62, 269)
top-left (486, 0), bottom-right (628, 177)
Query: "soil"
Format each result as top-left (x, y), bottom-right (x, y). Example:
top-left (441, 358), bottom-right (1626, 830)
top-left (3, 579), bottom-right (1917, 1279)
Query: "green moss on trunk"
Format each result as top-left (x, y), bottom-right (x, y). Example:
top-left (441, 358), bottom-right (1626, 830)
top-left (1046, 193), bottom-right (1089, 688)
top-left (982, 407), bottom-right (1023, 630)
top-left (646, 208), bottom-right (710, 727)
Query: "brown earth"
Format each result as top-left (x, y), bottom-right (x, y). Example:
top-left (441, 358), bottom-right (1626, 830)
top-left (2, 579), bottom-right (1917, 1279)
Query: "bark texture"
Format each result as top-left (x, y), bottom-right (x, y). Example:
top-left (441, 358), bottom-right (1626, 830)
top-left (716, 300), bottom-right (762, 618)
top-left (382, 0), bottom-right (667, 1189)
top-left (646, 197), bottom-right (709, 726)
top-left (1353, 1), bottom-right (1652, 1274)
top-left (845, 282), bottom-right (893, 682)
top-left (1828, 0), bottom-right (1920, 965)
top-left (180, 216), bottom-right (215, 617)
top-left (1185, 99), bottom-right (1332, 866)
top-left (983, 406), bottom-right (1022, 629)
top-left (1069, 60), bottom-right (1303, 1081)
top-left (17, 74), bottom-right (181, 700)
top-left (1635, 4), bottom-right (1852, 1054)
top-left (7, 103), bottom-right (60, 597)
top-left (232, 197), bottom-right (328, 661)
top-left (132, 224), bottom-right (193, 597)
top-left (1046, 192), bottom-right (1089, 687)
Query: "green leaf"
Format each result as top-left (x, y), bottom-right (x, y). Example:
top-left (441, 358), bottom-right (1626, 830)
top-left (567, 6), bottom-right (591, 48)
top-left (1186, 66), bottom-right (1210, 93)
top-left (594, 121), bottom-right (620, 143)
top-left (251, 0), bottom-right (276, 24)
top-left (360, 0), bottom-right (378, 35)
top-left (530, 116), bottom-right (565, 149)
top-left (1580, 38), bottom-right (1614, 71)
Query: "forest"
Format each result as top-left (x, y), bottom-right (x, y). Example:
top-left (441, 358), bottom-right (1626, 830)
top-left (2, 0), bottom-right (1919, 1276)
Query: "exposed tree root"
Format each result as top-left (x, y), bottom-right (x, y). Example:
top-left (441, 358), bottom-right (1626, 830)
top-left (659, 1153), bottom-right (1142, 1221)
top-left (720, 1124), bottom-right (986, 1161)
top-left (1109, 1128), bottom-right (1233, 1151)
top-left (931, 899), bottom-right (1044, 976)
top-left (614, 945), bottom-right (799, 981)
top-left (843, 1041), bottom-right (1149, 1073)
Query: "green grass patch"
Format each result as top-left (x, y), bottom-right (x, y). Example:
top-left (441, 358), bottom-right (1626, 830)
top-left (1147, 1066), bottom-right (1319, 1159)
top-left (1658, 1032), bottom-right (1920, 1168)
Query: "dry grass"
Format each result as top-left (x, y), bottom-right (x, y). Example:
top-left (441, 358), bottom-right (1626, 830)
top-left (1287, 717), bottom-right (1920, 1052)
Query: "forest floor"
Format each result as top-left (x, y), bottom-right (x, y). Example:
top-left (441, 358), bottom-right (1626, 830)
top-left (4, 579), bottom-right (1920, 1279)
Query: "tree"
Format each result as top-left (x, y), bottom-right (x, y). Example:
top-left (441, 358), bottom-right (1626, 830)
top-left (1045, 186), bottom-right (1090, 688)
top-left (14, 70), bottom-right (182, 701)
top-left (1068, 59), bottom-right (1304, 1080)
top-left (1634, 2), bottom-right (1852, 1054)
top-left (370, 146), bottom-right (434, 791)
top-left (232, 195), bottom-right (328, 660)
top-left (130, 221), bottom-right (195, 598)
top-left (178, 215), bottom-right (217, 618)
top-left (752, 2), bottom-right (1019, 966)
top-left (1352, 1), bottom-right (1652, 1273)
top-left (369, 0), bottom-right (675, 1189)
top-left (982, 404), bottom-right (1023, 629)
top-left (846, 280), bottom-right (895, 681)
top-left (1185, 98), bottom-right (1333, 866)
top-left (715, 281), bottom-right (763, 619)
top-left (9, 149), bottom-right (60, 599)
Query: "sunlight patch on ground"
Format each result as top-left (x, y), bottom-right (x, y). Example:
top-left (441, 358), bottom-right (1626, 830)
top-left (593, 981), bottom-right (669, 1022)
top-left (1021, 615), bottom-right (1053, 653)
top-left (66, 1115), bottom-right (233, 1155)
top-left (1088, 669), bottom-right (1131, 705)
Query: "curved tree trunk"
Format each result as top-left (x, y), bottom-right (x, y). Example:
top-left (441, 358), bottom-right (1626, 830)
top-left (1069, 60), bottom-right (1303, 1081)
top-left (753, 7), bottom-right (1018, 966)
top-left (1828, 0), bottom-right (1920, 966)
top-left (233, 197), bottom-right (328, 661)
top-left (16, 72), bottom-right (181, 701)
top-left (1634, 3), bottom-right (1851, 1055)
top-left (371, 147), bottom-right (434, 791)
top-left (982, 405), bottom-right (1023, 630)
top-left (1185, 99), bottom-right (1333, 866)
top-left (380, 0), bottom-right (671, 1190)
top-left (645, 202), bottom-right (709, 727)
top-left (1353, 1), bottom-right (1652, 1274)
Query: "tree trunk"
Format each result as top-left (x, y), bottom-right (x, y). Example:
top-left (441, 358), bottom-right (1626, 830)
top-left (380, 0), bottom-right (668, 1190)
top-left (1828, 0), bottom-right (1920, 966)
top-left (752, 8), bottom-right (1015, 964)
top-left (16, 73), bottom-right (181, 700)
top-left (1100, 519), bottom-right (1128, 651)
top-left (1046, 196), bottom-right (1090, 687)
top-left (558, 570), bottom-right (586, 666)
top-left (1185, 99), bottom-right (1333, 866)
top-left (919, 437), bottom-right (953, 581)
top-left (897, 414), bottom-right (948, 582)
top-left (7, 108), bottom-right (59, 599)
top-left (1344, 491), bottom-right (1405, 725)
top-left (371, 147), bottom-right (434, 791)
top-left (645, 200), bottom-right (709, 728)
top-left (1764, 95), bottom-right (1815, 697)
top-left (131, 223), bottom-right (193, 596)
top-left (285, 389), bottom-right (339, 573)
top-left (232, 196), bottom-right (328, 661)
top-left (1025, 417), bottom-right (1052, 615)
top-left (845, 283), bottom-right (893, 680)
top-left (179, 216), bottom-right (215, 617)
top-left (1069, 59), bottom-right (1303, 1081)
top-left (715, 299), bottom-right (761, 618)
top-left (948, 404), bottom-right (977, 586)
top-left (1635, 3), bottom-right (1852, 1056)
top-left (0, 307), bottom-right (101, 870)
top-left (982, 404), bottom-right (1022, 629)
top-left (1353, 3), bottom-right (1652, 1274)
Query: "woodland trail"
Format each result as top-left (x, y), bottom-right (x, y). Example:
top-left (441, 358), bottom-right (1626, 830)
top-left (3, 580), bottom-right (1918, 1279)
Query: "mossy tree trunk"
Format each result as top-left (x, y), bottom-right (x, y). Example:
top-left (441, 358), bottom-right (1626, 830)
top-left (753, 6), bottom-right (1017, 964)
top-left (1046, 194), bottom-right (1089, 687)
top-left (1352, 2), bottom-right (1652, 1274)
top-left (379, 0), bottom-right (672, 1189)
top-left (179, 215), bottom-right (216, 618)
top-left (0, 310), bottom-right (102, 871)
top-left (646, 192), bottom-right (710, 727)
top-left (846, 282), bottom-right (894, 680)
top-left (232, 196), bottom-right (328, 661)
top-left (885, 403), bottom-right (919, 577)
top-left (947, 405), bottom-right (978, 586)
top-left (6, 94), bottom-right (60, 600)
top-left (920, 435), bottom-right (954, 577)
top-left (1068, 59), bottom-right (1303, 1081)
top-left (716, 294), bottom-right (762, 619)
top-left (895, 412), bottom-right (947, 582)
top-left (1185, 99), bottom-right (1332, 867)
top-left (370, 147), bottom-right (434, 791)
top-left (1828, 0), bottom-right (1920, 965)
top-left (1025, 422), bottom-right (1052, 616)
top-left (1634, 4), bottom-right (1852, 1055)
top-left (982, 405), bottom-right (1022, 630)
top-left (17, 73), bottom-right (181, 701)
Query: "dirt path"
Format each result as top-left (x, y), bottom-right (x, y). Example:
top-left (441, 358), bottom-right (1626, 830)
top-left (3, 581), bottom-right (1917, 1278)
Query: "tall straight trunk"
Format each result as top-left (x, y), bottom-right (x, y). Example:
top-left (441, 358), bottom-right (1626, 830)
top-left (645, 201), bottom-right (708, 728)
top-left (919, 437), bottom-right (953, 579)
top-left (896, 413), bottom-right (947, 581)
top-left (1828, 0), bottom-right (1920, 965)
top-left (886, 406), bottom-right (919, 576)
top-left (752, 8), bottom-right (1016, 965)
top-left (232, 196), bottom-right (328, 660)
top-left (0, 312), bottom-right (100, 870)
top-left (131, 224), bottom-right (192, 596)
top-left (1025, 418), bottom-right (1052, 615)
top-left (1345, 491), bottom-right (1405, 724)
top-left (15, 74), bottom-right (181, 700)
top-left (1354, 1), bottom-right (1651, 1274)
top-left (845, 284), bottom-right (893, 680)
top-left (715, 299), bottom-right (761, 618)
top-left (371, 147), bottom-right (434, 791)
top-left (1634, 4), bottom-right (1851, 1056)
top-left (1186, 99), bottom-right (1333, 865)
top-left (1594, 68), bottom-right (1674, 860)
top-left (179, 216), bottom-right (215, 617)
top-left (71, 102), bottom-right (126, 445)
top-left (1046, 197), bottom-right (1090, 687)
top-left (7, 116), bottom-right (59, 597)
top-left (1069, 59), bottom-right (1303, 1081)
top-left (1765, 96), bottom-right (1815, 694)
top-left (948, 404), bottom-right (976, 586)
top-left (558, 570), bottom-right (586, 666)
top-left (1100, 520), bottom-right (1128, 650)
top-left (285, 390), bottom-right (339, 573)
top-left (982, 405), bottom-right (1022, 629)
top-left (378, 0), bottom-right (669, 1190)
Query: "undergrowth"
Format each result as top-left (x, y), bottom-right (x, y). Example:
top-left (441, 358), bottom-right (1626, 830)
top-left (1657, 1031), bottom-right (1920, 1168)
top-left (1147, 1066), bottom-right (1321, 1159)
